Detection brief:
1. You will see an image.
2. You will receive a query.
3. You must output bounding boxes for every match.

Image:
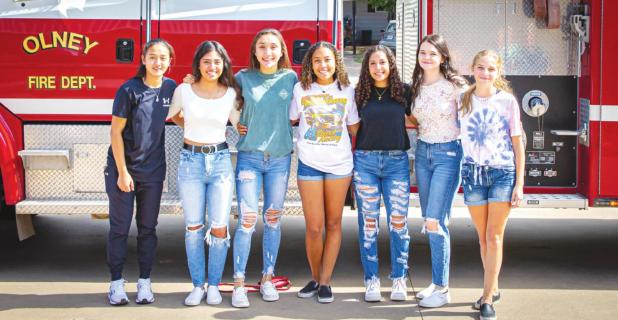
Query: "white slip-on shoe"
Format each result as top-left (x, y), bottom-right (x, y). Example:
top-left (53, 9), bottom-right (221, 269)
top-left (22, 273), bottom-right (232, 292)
top-left (416, 283), bottom-right (437, 299)
top-left (108, 279), bottom-right (129, 306)
top-left (419, 289), bottom-right (451, 308)
top-left (231, 286), bottom-right (250, 308)
top-left (390, 278), bottom-right (407, 301)
top-left (184, 286), bottom-right (206, 306)
top-left (364, 278), bottom-right (382, 302)
top-left (206, 285), bottom-right (223, 305)
top-left (136, 278), bottom-right (155, 304)
top-left (260, 281), bottom-right (279, 302)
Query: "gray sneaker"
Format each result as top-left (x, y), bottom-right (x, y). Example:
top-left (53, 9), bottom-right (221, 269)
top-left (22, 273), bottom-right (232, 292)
top-left (108, 279), bottom-right (128, 306)
top-left (479, 303), bottom-right (497, 320)
top-left (136, 278), bottom-right (155, 304)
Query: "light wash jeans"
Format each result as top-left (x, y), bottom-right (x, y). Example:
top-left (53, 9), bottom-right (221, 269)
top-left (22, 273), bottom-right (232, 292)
top-left (233, 151), bottom-right (291, 280)
top-left (414, 140), bottom-right (462, 287)
top-left (178, 149), bottom-right (234, 287)
top-left (353, 150), bottom-right (411, 281)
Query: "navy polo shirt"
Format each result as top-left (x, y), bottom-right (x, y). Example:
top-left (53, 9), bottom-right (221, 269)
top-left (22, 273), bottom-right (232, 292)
top-left (107, 77), bottom-right (177, 182)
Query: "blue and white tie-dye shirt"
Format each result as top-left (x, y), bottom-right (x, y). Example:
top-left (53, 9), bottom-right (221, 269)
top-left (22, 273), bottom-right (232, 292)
top-left (458, 90), bottom-right (522, 168)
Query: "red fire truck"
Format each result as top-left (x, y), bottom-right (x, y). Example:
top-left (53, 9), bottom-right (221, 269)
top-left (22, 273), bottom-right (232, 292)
top-left (396, 0), bottom-right (617, 209)
top-left (0, 0), bottom-right (343, 240)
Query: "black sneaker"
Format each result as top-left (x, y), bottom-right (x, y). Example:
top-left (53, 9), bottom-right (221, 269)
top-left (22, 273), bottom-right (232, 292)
top-left (317, 285), bottom-right (334, 303)
top-left (297, 280), bottom-right (319, 298)
top-left (479, 303), bottom-right (497, 320)
top-left (473, 292), bottom-right (501, 310)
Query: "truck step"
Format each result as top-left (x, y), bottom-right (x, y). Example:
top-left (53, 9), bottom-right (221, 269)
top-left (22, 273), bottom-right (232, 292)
top-left (409, 193), bottom-right (588, 209)
top-left (16, 200), bottom-right (305, 216)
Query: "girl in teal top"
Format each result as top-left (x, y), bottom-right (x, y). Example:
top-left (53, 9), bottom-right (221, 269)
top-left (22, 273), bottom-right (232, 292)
top-left (231, 28), bottom-right (298, 308)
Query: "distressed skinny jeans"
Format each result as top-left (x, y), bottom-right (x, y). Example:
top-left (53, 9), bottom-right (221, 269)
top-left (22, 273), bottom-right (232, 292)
top-left (233, 151), bottom-right (291, 280)
top-left (353, 150), bottom-right (411, 281)
top-left (178, 149), bottom-right (234, 287)
top-left (414, 140), bottom-right (462, 287)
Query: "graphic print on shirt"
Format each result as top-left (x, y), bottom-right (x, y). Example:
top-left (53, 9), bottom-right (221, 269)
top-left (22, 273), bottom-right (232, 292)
top-left (301, 93), bottom-right (347, 145)
top-left (465, 108), bottom-right (513, 165)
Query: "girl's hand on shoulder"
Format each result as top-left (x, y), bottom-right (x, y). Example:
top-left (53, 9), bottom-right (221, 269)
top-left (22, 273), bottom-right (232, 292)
top-left (511, 184), bottom-right (524, 208)
top-left (236, 123), bottom-right (248, 135)
top-left (183, 74), bottom-right (196, 84)
top-left (117, 171), bottom-right (134, 192)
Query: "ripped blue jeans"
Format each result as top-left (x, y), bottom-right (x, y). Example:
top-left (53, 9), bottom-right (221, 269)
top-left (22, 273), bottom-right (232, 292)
top-left (353, 150), bottom-right (411, 281)
top-left (178, 149), bottom-right (234, 287)
top-left (414, 140), bottom-right (462, 287)
top-left (233, 151), bottom-right (291, 280)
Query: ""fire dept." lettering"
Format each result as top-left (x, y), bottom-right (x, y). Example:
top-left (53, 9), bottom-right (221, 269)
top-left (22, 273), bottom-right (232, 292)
top-left (22, 31), bottom-right (99, 55)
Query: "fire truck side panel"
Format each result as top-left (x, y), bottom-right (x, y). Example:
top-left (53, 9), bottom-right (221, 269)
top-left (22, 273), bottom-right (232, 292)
top-left (0, 1), bottom-right (340, 219)
top-left (597, 0), bottom-right (618, 197)
top-left (0, 106), bottom-right (24, 205)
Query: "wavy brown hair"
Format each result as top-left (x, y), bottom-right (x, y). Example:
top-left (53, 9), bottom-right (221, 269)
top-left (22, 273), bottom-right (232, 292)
top-left (355, 45), bottom-right (406, 108)
top-left (248, 28), bottom-right (291, 71)
top-left (410, 34), bottom-right (466, 107)
top-left (191, 40), bottom-right (243, 110)
top-left (460, 49), bottom-right (512, 115)
top-left (299, 41), bottom-right (350, 90)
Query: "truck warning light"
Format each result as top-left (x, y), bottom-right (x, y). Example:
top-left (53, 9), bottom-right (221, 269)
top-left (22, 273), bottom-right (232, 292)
top-left (28, 76), bottom-right (96, 90)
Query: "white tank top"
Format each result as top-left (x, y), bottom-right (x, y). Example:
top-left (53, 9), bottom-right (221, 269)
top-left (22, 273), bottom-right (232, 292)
top-left (168, 83), bottom-right (237, 144)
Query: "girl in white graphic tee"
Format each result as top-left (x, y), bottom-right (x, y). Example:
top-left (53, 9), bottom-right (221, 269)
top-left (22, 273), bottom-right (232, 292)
top-left (289, 41), bottom-right (360, 303)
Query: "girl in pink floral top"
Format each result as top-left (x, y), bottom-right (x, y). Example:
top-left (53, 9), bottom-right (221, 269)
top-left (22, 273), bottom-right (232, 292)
top-left (408, 34), bottom-right (467, 309)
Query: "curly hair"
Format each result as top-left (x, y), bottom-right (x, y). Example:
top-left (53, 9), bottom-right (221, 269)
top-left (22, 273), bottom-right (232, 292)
top-left (191, 40), bottom-right (244, 110)
top-left (299, 41), bottom-right (350, 90)
top-left (460, 49), bottom-right (512, 115)
top-left (410, 34), bottom-right (467, 107)
top-left (355, 45), bottom-right (406, 109)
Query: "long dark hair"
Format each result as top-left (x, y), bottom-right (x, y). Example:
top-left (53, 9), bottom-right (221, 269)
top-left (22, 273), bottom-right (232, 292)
top-left (299, 41), bottom-right (350, 91)
top-left (134, 38), bottom-right (175, 79)
top-left (355, 45), bottom-right (406, 108)
top-left (410, 34), bottom-right (466, 107)
top-left (191, 40), bottom-right (244, 110)
top-left (248, 28), bottom-right (291, 71)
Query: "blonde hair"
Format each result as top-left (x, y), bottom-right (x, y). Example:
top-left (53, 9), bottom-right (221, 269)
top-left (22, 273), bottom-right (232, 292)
top-left (460, 49), bottom-right (512, 115)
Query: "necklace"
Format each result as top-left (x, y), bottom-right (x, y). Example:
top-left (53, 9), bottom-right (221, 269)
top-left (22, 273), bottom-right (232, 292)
top-left (375, 87), bottom-right (388, 101)
top-left (151, 87), bottom-right (161, 102)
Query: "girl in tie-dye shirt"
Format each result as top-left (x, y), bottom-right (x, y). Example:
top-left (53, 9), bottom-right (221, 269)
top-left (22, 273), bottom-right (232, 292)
top-left (458, 49), bottom-right (525, 320)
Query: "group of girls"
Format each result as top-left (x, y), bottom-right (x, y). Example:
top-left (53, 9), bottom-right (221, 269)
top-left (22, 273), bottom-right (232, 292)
top-left (104, 28), bottom-right (524, 320)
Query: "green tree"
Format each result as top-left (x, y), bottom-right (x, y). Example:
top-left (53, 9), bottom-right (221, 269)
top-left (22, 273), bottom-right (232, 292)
top-left (368, 0), bottom-right (395, 20)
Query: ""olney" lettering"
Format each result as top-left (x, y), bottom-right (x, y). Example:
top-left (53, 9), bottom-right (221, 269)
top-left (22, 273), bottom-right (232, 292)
top-left (22, 31), bottom-right (99, 55)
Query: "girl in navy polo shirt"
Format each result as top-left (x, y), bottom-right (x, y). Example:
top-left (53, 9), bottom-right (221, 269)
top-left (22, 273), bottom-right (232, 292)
top-left (105, 39), bottom-right (177, 306)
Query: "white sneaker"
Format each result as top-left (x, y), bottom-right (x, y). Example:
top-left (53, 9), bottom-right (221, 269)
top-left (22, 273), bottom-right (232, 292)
top-left (108, 279), bottom-right (129, 306)
top-left (184, 286), bottom-right (206, 306)
top-left (206, 285), bottom-right (222, 305)
top-left (390, 278), bottom-right (407, 301)
top-left (231, 286), bottom-right (250, 308)
top-left (416, 283), bottom-right (437, 299)
top-left (260, 281), bottom-right (279, 302)
top-left (136, 278), bottom-right (155, 304)
top-left (364, 278), bottom-right (381, 302)
top-left (419, 289), bottom-right (451, 308)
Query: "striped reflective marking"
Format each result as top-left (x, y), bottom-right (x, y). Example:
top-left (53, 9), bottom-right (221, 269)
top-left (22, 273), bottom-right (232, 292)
top-left (0, 98), bottom-right (112, 115)
top-left (590, 105), bottom-right (618, 122)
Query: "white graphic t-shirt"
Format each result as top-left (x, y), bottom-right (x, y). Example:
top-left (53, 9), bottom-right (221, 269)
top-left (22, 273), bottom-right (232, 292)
top-left (289, 81), bottom-right (360, 175)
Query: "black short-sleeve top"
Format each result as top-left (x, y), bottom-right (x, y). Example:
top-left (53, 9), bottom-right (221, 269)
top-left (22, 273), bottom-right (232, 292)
top-left (355, 84), bottom-right (411, 151)
top-left (107, 77), bottom-right (177, 182)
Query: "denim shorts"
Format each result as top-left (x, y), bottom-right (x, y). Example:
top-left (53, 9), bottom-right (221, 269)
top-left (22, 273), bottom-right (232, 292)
top-left (297, 159), bottom-right (352, 181)
top-left (461, 163), bottom-right (515, 206)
